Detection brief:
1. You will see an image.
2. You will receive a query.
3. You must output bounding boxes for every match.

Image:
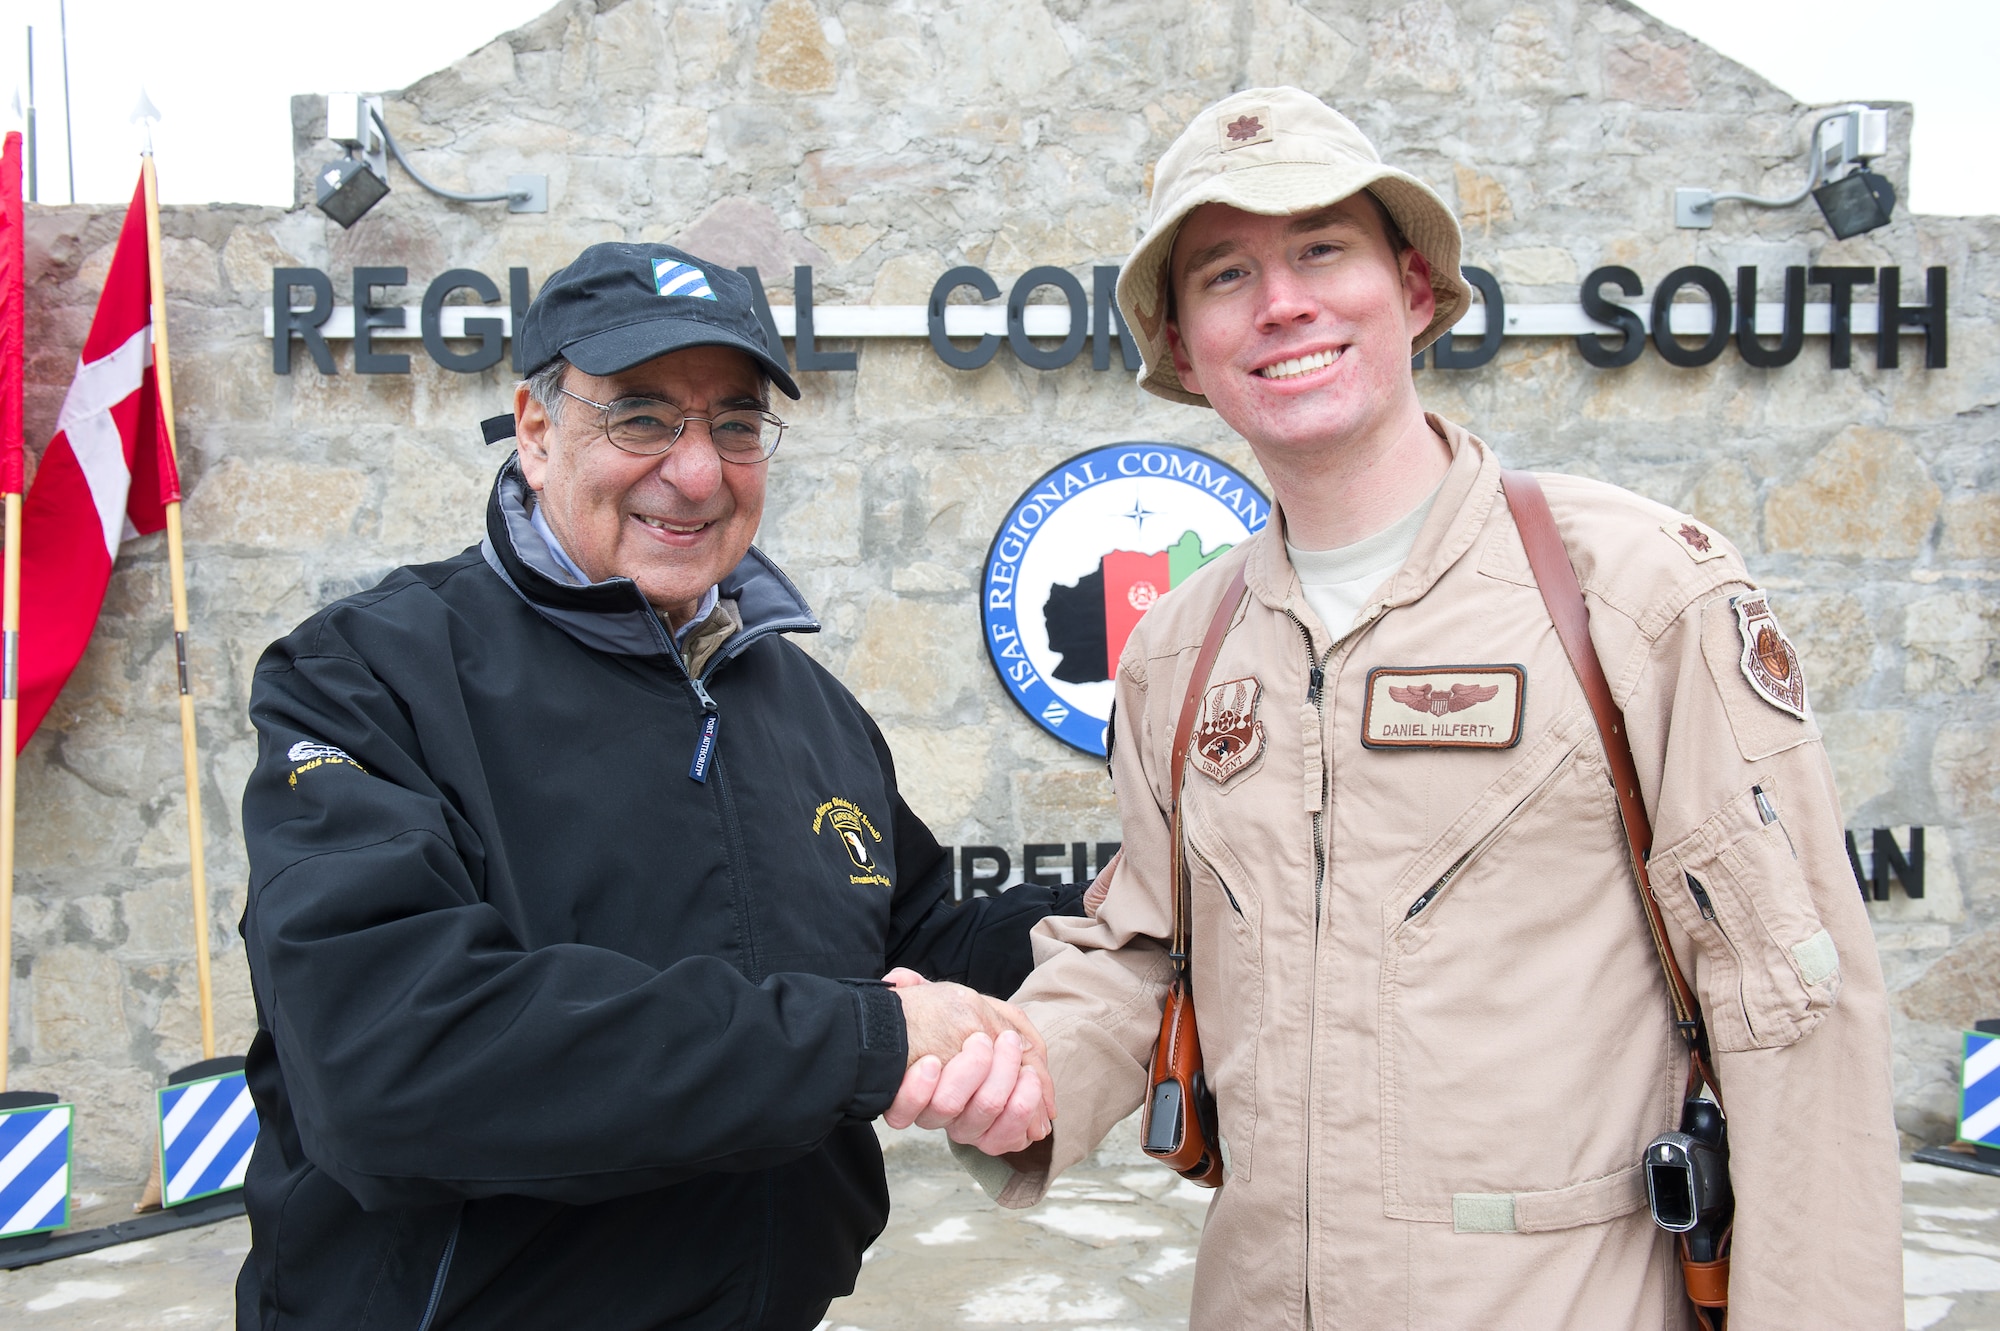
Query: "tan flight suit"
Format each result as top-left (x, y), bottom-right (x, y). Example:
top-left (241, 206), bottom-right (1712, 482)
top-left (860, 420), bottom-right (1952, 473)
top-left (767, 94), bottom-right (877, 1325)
top-left (989, 419), bottom-right (1902, 1330)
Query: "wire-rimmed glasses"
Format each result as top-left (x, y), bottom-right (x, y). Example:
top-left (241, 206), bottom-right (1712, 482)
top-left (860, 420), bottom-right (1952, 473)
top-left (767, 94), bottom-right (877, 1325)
top-left (558, 388), bottom-right (785, 463)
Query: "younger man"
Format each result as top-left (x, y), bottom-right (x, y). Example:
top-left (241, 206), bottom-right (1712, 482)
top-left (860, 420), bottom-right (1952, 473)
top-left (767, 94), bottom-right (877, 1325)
top-left (972, 88), bottom-right (1901, 1330)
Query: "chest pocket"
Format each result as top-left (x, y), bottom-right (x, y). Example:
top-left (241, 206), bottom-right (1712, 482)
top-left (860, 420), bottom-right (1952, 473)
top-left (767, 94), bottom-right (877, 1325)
top-left (1646, 776), bottom-right (1838, 1053)
top-left (1378, 730), bottom-right (1676, 1228)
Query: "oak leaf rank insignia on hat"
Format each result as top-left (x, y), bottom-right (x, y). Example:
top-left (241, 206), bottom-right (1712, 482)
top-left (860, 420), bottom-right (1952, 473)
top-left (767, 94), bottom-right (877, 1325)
top-left (1220, 108), bottom-right (1273, 151)
top-left (653, 258), bottom-right (717, 301)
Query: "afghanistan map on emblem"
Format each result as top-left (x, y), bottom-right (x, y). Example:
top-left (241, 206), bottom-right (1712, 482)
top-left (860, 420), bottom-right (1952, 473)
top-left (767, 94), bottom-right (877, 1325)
top-left (981, 443), bottom-right (1270, 756)
top-left (1734, 591), bottom-right (1809, 719)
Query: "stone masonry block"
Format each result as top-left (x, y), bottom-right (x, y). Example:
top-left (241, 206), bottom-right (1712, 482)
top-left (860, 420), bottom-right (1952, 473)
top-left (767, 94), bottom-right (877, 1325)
top-left (1765, 427), bottom-right (1941, 559)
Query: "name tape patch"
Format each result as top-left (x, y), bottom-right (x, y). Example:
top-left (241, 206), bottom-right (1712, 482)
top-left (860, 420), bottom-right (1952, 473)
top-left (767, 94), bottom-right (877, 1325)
top-left (1362, 665), bottom-right (1526, 750)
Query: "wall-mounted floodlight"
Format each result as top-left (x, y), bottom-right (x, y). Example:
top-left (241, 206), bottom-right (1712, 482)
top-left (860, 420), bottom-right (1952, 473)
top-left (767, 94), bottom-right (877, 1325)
top-left (1676, 107), bottom-right (1894, 239)
top-left (314, 93), bottom-right (547, 229)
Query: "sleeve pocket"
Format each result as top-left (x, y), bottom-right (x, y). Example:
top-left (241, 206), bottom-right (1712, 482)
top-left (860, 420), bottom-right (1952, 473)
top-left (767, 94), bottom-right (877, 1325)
top-left (1651, 783), bottom-right (1841, 1052)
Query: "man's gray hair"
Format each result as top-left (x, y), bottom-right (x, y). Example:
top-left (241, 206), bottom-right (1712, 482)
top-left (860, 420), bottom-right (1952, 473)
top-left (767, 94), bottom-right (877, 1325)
top-left (523, 357), bottom-right (571, 425)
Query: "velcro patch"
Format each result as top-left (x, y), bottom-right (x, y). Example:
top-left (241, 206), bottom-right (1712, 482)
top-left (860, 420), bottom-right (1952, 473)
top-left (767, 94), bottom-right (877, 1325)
top-left (1363, 666), bottom-right (1525, 749)
top-left (1662, 518), bottom-right (1727, 563)
top-left (1452, 1193), bottom-right (1517, 1233)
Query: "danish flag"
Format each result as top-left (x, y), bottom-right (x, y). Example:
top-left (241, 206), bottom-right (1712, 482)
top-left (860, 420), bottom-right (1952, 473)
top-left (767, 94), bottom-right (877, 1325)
top-left (9, 173), bottom-right (179, 748)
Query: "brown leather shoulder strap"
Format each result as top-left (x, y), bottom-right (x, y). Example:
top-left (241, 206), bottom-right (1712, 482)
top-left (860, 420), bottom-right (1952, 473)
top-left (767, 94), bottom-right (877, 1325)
top-left (1498, 470), bottom-right (1717, 1097)
top-left (1166, 564), bottom-right (1252, 975)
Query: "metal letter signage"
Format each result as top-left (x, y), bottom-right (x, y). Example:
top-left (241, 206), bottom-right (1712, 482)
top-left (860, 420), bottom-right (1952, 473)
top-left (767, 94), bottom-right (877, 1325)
top-left (268, 262), bottom-right (1950, 375)
top-left (980, 443), bottom-right (1269, 756)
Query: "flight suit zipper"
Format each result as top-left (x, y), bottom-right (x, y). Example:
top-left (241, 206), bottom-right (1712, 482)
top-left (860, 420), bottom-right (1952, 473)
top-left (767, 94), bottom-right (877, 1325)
top-left (1286, 613), bottom-right (1335, 925)
top-left (1284, 609), bottom-right (1334, 1325)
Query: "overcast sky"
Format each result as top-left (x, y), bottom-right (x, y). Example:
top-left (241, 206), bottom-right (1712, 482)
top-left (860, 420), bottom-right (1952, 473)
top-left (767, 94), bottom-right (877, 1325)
top-left (0, 0), bottom-right (1992, 216)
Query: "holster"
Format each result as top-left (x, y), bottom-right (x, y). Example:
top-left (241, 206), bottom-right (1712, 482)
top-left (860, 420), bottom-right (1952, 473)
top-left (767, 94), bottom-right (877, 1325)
top-left (1137, 564), bottom-right (1249, 1192)
top-left (1680, 1228), bottom-right (1731, 1320)
top-left (1141, 977), bottom-right (1224, 1185)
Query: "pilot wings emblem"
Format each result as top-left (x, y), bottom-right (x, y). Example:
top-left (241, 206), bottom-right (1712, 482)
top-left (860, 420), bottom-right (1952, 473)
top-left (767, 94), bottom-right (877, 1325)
top-left (1387, 682), bottom-right (1500, 717)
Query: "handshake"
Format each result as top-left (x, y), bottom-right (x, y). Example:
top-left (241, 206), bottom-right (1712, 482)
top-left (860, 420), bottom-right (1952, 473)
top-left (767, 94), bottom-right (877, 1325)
top-left (881, 968), bottom-right (1053, 1157)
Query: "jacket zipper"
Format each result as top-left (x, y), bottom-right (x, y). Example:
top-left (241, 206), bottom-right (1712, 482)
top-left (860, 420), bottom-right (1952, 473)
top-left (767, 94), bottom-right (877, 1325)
top-left (682, 657), bottom-right (762, 982)
top-left (415, 1214), bottom-right (461, 1331)
top-left (687, 676), bottom-right (721, 782)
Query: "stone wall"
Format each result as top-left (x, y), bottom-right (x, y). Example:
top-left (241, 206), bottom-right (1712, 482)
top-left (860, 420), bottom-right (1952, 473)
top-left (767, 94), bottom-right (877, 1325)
top-left (8, 0), bottom-right (1996, 1197)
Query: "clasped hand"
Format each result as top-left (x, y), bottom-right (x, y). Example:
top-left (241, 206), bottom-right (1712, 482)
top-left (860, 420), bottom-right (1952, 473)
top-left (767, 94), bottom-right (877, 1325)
top-left (881, 968), bottom-right (1053, 1156)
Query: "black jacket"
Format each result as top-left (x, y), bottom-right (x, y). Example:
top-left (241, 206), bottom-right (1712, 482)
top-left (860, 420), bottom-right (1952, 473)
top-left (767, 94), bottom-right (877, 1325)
top-left (237, 459), bottom-right (1080, 1330)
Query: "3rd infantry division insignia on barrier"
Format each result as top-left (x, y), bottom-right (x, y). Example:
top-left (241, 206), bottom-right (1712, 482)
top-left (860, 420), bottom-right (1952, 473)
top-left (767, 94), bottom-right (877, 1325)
top-left (1734, 592), bottom-right (1809, 719)
top-left (0, 1101), bottom-right (74, 1238)
top-left (158, 1070), bottom-right (258, 1207)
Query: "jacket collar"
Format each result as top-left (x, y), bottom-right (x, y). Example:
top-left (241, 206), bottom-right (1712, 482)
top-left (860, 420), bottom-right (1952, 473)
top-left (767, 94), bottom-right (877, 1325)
top-left (1244, 414), bottom-right (1501, 641)
top-left (479, 454), bottom-right (820, 666)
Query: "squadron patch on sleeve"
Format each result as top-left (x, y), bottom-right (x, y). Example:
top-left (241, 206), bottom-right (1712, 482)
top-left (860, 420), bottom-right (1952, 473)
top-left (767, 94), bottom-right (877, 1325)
top-left (1191, 676), bottom-right (1266, 784)
top-left (1662, 518), bottom-right (1727, 563)
top-left (1734, 592), bottom-right (1809, 719)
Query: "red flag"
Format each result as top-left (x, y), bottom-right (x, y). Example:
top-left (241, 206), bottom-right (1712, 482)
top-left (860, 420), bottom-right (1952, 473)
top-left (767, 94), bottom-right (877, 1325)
top-left (1, 131), bottom-right (22, 494)
top-left (12, 172), bottom-right (181, 749)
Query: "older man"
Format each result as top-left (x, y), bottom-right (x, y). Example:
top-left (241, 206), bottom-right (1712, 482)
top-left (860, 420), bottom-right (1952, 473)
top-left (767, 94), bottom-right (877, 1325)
top-left (237, 244), bottom-right (1064, 1330)
top-left (967, 89), bottom-right (1902, 1330)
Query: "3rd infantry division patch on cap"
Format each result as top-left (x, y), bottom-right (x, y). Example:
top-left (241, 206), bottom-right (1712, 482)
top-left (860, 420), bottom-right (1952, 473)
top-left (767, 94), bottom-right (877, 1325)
top-left (653, 258), bottom-right (716, 300)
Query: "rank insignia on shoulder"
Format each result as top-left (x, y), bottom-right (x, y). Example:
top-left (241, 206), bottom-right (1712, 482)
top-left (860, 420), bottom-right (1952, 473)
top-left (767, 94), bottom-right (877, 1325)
top-left (1662, 518), bottom-right (1727, 563)
top-left (1192, 676), bottom-right (1265, 783)
top-left (1733, 591), bottom-right (1809, 719)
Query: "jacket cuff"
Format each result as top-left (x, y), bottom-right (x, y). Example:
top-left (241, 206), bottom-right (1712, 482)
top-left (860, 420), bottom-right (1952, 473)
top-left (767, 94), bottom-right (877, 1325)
top-left (840, 979), bottom-right (908, 1122)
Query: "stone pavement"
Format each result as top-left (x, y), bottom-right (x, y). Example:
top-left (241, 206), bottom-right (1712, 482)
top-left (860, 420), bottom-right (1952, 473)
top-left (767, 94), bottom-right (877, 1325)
top-left (6, 1125), bottom-right (2000, 1329)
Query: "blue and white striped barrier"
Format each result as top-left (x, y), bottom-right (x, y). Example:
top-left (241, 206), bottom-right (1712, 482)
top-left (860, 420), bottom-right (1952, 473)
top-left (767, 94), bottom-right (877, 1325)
top-left (1959, 1030), bottom-right (2000, 1149)
top-left (157, 1070), bottom-right (257, 1206)
top-left (0, 1102), bottom-right (73, 1238)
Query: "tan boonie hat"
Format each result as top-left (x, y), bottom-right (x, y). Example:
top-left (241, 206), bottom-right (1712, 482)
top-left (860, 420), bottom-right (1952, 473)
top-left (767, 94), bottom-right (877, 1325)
top-left (1116, 86), bottom-right (1472, 408)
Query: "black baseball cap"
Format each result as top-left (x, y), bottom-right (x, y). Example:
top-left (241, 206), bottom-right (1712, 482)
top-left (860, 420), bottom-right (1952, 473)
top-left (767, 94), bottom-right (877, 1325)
top-left (482, 243), bottom-right (799, 442)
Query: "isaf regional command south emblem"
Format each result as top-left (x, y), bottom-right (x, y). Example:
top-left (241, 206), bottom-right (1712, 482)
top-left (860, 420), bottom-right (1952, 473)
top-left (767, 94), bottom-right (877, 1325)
top-left (981, 443), bottom-right (1270, 756)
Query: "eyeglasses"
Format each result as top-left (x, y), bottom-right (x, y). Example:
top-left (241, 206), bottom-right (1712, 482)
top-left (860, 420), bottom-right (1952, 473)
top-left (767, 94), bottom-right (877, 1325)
top-left (557, 387), bottom-right (786, 463)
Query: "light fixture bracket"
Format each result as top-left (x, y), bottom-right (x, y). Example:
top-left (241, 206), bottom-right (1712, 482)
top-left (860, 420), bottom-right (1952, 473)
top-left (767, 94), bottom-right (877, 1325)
top-left (324, 93), bottom-right (387, 185)
top-left (1676, 107), bottom-right (1891, 234)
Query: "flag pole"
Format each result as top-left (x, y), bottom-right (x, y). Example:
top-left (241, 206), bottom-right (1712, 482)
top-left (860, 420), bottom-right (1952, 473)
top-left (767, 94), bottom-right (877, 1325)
top-left (0, 444), bottom-right (16, 1096)
top-left (140, 151), bottom-right (213, 1060)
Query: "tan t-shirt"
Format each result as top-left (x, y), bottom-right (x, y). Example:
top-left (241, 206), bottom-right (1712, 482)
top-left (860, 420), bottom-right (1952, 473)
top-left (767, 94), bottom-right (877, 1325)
top-left (1284, 483), bottom-right (1441, 635)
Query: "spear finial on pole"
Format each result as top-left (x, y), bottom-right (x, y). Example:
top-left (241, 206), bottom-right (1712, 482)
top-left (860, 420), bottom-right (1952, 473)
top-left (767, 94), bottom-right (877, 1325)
top-left (131, 88), bottom-right (160, 157)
